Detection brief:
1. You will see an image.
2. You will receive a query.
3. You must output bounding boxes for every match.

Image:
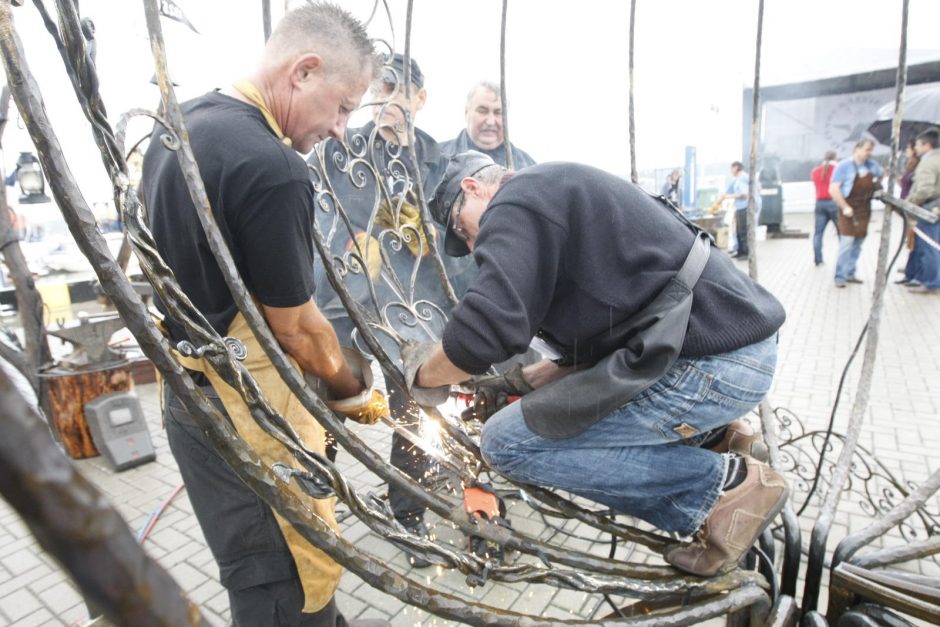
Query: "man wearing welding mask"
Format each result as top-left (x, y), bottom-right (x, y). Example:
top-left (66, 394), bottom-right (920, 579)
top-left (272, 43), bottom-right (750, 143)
top-left (403, 151), bottom-right (790, 577)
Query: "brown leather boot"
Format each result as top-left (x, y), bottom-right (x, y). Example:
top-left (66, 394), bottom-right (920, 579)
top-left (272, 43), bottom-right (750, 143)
top-left (711, 419), bottom-right (769, 462)
top-left (663, 456), bottom-right (788, 576)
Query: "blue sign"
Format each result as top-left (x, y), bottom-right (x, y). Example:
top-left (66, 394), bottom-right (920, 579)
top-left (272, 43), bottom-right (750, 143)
top-left (683, 146), bottom-right (697, 208)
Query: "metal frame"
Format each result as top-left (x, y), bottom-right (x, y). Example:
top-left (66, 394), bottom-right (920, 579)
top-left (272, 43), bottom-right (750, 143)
top-left (0, 0), bottom-right (936, 625)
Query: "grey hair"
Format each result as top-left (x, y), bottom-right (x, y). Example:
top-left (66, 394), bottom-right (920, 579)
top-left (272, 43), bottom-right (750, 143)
top-left (854, 138), bottom-right (875, 150)
top-left (451, 164), bottom-right (509, 216)
top-left (465, 81), bottom-right (501, 110)
top-left (266, 3), bottom-right (379, 80)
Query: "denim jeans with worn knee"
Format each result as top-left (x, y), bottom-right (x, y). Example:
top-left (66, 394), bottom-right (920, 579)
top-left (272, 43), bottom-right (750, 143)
top-left (480, 334), bottom-right (778, 536)
top-left (835, 235), bottom-right (865, 281)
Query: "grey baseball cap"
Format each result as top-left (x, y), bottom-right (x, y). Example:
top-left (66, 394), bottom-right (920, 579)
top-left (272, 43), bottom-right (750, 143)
top-left (428, 151), bottom-right (496, 257)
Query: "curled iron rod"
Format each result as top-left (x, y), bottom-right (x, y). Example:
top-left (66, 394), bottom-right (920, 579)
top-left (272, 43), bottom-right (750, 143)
top-left (833, 467), bottom-right (940, 567)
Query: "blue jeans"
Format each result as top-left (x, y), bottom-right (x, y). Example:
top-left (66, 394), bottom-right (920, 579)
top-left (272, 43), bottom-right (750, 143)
top-left (913, 218), bottom-right (940, 289)
top-left (835, 235), bottom-right (864, 281)
top-left (480, 335), bottom-right (778, 536)
top-left (813, 200), bottom-right (839, 264)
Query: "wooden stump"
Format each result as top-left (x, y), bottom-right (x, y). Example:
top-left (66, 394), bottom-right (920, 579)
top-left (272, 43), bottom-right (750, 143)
top-left (42, 362), bottom-right (133, 459)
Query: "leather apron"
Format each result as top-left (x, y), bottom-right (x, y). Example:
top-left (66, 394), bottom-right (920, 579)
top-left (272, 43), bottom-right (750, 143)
top-left (838, 165), bottom-right (874, 238)
top-left (170, 312), bottom-right (341, 613)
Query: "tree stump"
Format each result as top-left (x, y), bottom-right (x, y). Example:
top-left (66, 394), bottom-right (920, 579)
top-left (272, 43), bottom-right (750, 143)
top-left (41, 362), bottom-right (133, 459)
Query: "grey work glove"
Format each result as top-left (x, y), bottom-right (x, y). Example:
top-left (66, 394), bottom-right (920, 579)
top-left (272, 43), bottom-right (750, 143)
top-left (400, 339), bottom-right (451, 408)
top-left (464, 364), bottom-right (534, 423)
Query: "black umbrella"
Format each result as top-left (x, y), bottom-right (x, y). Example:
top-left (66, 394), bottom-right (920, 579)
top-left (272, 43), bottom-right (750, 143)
top-left (867, 88), bottom-right (940, 148)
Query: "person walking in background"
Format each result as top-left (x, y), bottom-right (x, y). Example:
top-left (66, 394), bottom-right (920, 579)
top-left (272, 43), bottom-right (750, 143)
top-left (810, 151), bottom-right (839, 266)
top-left (829, 138), bottom-right (883, 288)
top-left (897, 139), bottom-right (922, 285)
top-left (661, 168), bottom-right (682, 206)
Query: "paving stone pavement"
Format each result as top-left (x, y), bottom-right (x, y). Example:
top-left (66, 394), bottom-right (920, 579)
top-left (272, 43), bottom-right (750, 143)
top-left (1, 210), bottom-right (938, 625)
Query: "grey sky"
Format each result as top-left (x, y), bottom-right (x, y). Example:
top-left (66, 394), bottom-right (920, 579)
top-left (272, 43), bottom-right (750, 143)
top-left (4, 0), bottom-right (939, 205)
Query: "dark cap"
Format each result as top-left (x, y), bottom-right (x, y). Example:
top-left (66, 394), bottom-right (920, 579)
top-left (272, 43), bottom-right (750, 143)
top-left (382, 53), bottom-right (424, 89)
top-left (428, 151), bottom-right (496, 257)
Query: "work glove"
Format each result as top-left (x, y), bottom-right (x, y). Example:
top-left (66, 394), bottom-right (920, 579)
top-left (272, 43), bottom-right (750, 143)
top-left (463, 364), bottom-right (534, 423)
top-left (306, 348), bottom-right (388, 425)
top-left (400, 339), bottom-right (450, 408)
top-left (374, 194), bottom-right (434, 258)
top-left (348, 232), bottom-right (383, 281)
top-left (326, 388), bottom-right (388, 425)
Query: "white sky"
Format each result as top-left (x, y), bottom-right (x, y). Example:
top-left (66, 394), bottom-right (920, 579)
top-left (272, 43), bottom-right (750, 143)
top-left (4, 0), bottom-right (940, 205)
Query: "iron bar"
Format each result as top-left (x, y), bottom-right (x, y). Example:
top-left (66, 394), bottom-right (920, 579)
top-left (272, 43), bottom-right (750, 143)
top-left (0, 368), bottom-right (209, 626)
top-left (402, 0), bottom-right (458, 307)
top-left (499, 0), bottom-right (512, 171)
top-left (852, 535), bottom-right (940, 570)
top-left (745, 0), bottom-right (764, 281)
top-left (627, 0), bottom-right (637, 183)
top-left (802, 0), bottom-right (910, 613)
top-left (759, 400), bottom-right (802, 598)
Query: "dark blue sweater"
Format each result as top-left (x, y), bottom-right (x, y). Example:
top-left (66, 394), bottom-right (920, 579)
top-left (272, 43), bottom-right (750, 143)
top-left (441, 162), bottom-right (786, 374)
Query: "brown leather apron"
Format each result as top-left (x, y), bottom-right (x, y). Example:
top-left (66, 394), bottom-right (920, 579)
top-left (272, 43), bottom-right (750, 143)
top-left (169, 312), bottom-right (342, 613)
top-left (838, 165), bottom-right (874, 238)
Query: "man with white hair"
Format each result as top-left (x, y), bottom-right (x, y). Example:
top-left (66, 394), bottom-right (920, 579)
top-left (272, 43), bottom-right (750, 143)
top-left (440, 81), bottom-right (536, 169)
top-left (143, 4), bottom-right (389, 625)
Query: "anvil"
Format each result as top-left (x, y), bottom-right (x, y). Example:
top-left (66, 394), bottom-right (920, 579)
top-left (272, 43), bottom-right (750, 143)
top-left (48, 313), bottom-right (127, 368)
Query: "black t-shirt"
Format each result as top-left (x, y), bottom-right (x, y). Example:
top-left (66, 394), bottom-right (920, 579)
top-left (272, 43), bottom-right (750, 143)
top-left (141, 91), bottom-right (316, 342)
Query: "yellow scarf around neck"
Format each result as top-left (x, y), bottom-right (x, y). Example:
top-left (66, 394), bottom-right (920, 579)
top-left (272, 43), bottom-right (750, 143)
top-left (232, 79), bottom-right (292, 147)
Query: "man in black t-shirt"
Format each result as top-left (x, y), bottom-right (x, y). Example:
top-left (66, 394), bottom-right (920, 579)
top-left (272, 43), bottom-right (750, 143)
top-left (142, 5), bottom-right (388, 626)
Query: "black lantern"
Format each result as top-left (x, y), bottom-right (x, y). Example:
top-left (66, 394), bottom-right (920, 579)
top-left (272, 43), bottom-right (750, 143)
top-left (15, 151), bottom-right (50, 204)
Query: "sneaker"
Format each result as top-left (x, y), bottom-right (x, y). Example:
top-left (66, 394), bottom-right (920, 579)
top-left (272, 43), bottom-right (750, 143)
top-left (710, 420), bottom-right (769, 462)
top-left (400, 519), bottom-right (432, 568)
top-left (894, 278), bottom-right (912, 285)
top-left (908, 285), bottom-right (940, 295)
top-left (845, 277), bottom-right (863, 284)
top-left (835, 280), bottom-right (847, 288)
top-left (906, 279), bottom-right (923, 288)
top-left (663, 457), bottom-right (789, 577)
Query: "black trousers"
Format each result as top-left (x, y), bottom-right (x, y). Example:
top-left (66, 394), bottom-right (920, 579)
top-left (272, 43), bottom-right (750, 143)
top-left (164, 385), bottom-right (348, 627)
top-left (735, 208), bottom-right (749, 256)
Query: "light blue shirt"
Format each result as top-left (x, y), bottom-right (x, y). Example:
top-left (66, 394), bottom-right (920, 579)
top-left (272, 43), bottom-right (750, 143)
top-left (831, 158), bottom-right (883, 198)
top-left (727, 172), bottom-right (750, 210)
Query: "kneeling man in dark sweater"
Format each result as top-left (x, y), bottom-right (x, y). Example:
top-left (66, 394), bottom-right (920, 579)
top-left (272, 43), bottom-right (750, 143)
top-left (406, 151), bottom-right (789, 577)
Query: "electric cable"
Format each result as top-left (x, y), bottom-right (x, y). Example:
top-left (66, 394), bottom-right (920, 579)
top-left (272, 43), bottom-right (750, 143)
top-left (792, 211), bottom-right (908, 519)
top-left (136, 482), bottom-right (185, 543)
